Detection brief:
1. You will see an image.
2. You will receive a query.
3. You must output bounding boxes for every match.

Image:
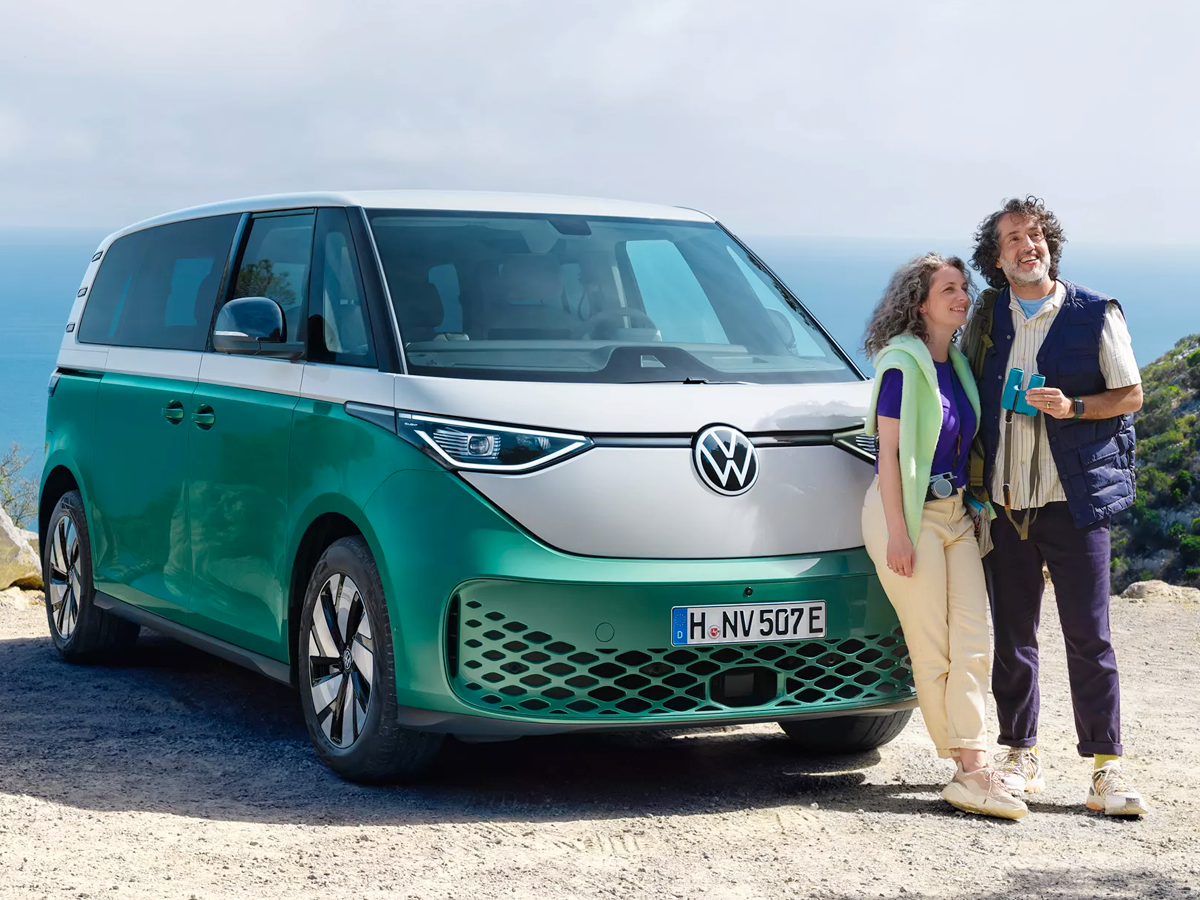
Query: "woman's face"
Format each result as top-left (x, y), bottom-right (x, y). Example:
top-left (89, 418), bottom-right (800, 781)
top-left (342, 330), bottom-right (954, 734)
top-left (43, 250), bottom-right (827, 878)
top-left (919, 266), bottom-right (970, 332)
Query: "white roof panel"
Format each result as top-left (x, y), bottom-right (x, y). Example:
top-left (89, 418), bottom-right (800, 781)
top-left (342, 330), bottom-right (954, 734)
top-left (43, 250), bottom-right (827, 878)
top-left (100, 190), bottom-right (716, 248)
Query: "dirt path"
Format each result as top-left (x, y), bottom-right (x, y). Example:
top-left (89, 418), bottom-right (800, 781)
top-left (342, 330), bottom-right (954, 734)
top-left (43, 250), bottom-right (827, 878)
top-left (1, 586), bottom-right (1197, 900)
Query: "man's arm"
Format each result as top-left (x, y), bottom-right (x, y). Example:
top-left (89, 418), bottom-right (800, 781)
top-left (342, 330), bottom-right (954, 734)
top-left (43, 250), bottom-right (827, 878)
top-left (1025, 383), bottom-right (1143, 420)
top-left (1024, 301), bottom-right (1143, 420)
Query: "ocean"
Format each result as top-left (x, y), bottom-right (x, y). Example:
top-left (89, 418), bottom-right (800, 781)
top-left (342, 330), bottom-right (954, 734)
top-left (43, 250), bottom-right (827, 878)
top-left (1, 230), bottom-right (1197, 477)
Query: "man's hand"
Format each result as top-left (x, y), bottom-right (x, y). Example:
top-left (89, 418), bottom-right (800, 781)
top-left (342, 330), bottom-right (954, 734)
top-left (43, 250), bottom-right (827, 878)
top-left (1024, 386), bottom-right (1074, 419)
top-left (1024, 383), bottom-right (1143, 420)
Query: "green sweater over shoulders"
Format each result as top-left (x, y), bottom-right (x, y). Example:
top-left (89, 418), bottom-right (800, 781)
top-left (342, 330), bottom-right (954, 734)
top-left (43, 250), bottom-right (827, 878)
top-left (865, 335), bottom-right (982, 545)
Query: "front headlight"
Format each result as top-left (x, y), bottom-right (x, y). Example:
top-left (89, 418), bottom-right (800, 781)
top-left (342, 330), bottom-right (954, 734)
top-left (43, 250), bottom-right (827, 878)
top-left (396, 412), bottom-right (593, 472)
top-left (833, 426), bottom-right (877, 462)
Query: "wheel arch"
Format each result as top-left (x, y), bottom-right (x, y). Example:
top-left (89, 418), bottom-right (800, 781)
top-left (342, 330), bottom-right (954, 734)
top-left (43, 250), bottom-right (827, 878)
top-left (286, 498), bottom-right (388, 688)
top-left (39, 462), bottom-right (84, 553)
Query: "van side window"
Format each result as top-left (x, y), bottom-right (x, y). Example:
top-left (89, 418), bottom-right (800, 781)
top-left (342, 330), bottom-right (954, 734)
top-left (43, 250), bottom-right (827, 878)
top-left (228, 212), bottom-right (316, 343)
top-left (78, 214), bottom-right (240, 350)
top-left (306, 208), bottom-right (376, 367)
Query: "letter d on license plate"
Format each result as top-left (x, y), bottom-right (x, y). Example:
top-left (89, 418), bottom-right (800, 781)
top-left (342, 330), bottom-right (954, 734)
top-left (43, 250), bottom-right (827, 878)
top-left (670, 601), bottom-right (826, 646)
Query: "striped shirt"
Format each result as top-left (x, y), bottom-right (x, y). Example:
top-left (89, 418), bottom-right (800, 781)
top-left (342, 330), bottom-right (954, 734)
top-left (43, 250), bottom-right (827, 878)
top-left (991, 281), bottom-right (1141, 510)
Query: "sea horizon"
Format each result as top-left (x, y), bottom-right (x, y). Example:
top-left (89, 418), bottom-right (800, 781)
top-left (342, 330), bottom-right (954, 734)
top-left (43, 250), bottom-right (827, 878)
top-left (2, 229), bottom-right (1196, 477)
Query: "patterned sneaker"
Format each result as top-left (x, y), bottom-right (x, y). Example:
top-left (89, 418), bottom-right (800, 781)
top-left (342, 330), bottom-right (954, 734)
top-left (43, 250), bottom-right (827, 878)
top-left (996, 746), bottom-right (1045, 794)
top-left (1087, 761), bottom-right (1151, 816)
top-left (942, 763), bottom-right (1028, 820)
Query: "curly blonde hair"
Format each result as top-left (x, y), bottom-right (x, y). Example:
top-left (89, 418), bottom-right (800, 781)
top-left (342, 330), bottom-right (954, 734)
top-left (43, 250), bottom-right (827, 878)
top-left (863, 253), bottom-right (973, 358)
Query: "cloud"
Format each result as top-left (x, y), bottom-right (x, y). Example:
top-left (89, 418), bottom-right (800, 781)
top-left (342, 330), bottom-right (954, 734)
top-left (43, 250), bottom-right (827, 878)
top-left (1, 0), bottom-right (1197, 241)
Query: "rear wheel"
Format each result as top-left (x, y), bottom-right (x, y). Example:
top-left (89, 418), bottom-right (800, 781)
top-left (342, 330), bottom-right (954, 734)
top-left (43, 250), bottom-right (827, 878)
top-left (779, 709), bottom-right (912, 753)
top-left (43, 490), bottom-right (140, 661)
top-left (298, 536), bottom-right (443, 782)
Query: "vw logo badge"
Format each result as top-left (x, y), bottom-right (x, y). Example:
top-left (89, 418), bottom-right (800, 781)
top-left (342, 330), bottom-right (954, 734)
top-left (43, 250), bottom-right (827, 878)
top-left (693, 424), bottom-right (759, 496)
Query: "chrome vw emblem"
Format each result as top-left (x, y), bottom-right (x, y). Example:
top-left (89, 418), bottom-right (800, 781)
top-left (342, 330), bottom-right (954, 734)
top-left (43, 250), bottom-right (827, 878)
top-left (693, 424), bottom-right (759, 496)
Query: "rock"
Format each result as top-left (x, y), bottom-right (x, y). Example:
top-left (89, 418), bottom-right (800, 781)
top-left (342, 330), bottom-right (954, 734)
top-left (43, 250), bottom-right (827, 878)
top-left (1121, 580), bottom-right (1200, 604)
top-left (21, 528), bottom-right (39, 557)
top-left (0, 506), bottom-right (42, 590)
top-left (0, 586), bottom-right (43, 607)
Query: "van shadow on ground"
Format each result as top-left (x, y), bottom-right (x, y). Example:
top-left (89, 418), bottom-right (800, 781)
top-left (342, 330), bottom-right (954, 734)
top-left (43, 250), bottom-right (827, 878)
top-left (3, 629), bottom-right (981, 827)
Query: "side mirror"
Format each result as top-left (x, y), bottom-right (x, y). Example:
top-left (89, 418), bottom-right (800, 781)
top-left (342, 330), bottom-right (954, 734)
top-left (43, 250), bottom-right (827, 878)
top-left (212, 297), bottom-right (304, 359)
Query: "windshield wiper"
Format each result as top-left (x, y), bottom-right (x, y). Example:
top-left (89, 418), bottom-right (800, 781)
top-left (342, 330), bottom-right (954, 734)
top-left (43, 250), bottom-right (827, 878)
top-left (626, 377), bottom-right (752, 385)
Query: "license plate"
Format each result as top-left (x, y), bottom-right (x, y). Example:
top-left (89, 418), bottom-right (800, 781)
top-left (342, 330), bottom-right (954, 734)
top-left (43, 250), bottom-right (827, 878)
top-left (671, 601), bottom-right (826, 646)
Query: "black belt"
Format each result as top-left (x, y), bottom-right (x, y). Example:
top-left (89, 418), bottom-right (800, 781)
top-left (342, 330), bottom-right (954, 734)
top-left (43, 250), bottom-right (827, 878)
top-left (925, 472), bottom-right (961, 502)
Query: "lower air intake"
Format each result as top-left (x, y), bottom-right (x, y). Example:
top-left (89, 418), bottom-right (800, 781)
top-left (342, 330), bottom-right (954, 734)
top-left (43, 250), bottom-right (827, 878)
top-left (449, 599), bottom-right (913, 719)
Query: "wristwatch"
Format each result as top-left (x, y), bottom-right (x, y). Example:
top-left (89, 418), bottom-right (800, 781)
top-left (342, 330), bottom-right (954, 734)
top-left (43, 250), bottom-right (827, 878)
top-left (1072, 397), bottom-right (1085, 419)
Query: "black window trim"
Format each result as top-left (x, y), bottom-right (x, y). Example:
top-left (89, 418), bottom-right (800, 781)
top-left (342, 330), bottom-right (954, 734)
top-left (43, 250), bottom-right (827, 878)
top-left (350, 206), bottom-right (404, 374)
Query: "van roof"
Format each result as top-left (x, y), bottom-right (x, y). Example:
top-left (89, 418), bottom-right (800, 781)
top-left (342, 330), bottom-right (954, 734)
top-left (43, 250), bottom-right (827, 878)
top-left (103, 190), bottom-right (717, 246)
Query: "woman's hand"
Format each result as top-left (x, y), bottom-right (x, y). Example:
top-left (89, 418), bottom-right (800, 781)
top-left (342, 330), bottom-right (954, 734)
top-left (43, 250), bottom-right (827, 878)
top-left (886, 531), bottom-right (916, 578)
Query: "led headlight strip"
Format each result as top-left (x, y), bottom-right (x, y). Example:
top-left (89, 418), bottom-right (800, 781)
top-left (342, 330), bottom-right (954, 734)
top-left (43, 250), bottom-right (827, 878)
top-left (396, 412), bottom-right (593, 473)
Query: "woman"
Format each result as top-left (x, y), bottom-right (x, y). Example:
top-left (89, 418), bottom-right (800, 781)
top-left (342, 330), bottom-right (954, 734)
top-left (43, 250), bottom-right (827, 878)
top-left (861, 253), bottom-right (1026, 820)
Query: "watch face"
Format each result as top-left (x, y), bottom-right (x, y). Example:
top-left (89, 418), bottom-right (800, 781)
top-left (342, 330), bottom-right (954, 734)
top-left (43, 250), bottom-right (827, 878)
top-left (1074, 398), bottom-right (1085, 415)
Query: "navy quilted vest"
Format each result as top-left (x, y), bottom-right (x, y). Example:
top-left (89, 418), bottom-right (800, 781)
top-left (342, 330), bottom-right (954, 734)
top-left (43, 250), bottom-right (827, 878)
top-left (979, 281), bottom-right (1136, 527)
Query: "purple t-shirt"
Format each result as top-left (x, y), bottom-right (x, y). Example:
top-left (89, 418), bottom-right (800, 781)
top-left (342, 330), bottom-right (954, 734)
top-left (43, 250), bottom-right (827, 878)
top-left (875, 359), bottom-right (975, 487)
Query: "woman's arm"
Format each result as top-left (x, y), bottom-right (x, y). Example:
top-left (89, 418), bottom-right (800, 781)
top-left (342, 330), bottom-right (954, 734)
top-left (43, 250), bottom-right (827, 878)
top-left (876, 415), bottom-right (916, 577)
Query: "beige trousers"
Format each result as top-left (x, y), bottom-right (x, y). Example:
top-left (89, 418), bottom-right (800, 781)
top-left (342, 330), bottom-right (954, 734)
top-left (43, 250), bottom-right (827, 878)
top-left (861, 477), bottom-right (990, 758)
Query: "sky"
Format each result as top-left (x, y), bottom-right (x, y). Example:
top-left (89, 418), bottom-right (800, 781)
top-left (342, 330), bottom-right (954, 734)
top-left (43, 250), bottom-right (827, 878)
top-left (1, 0), bottom-right (1198, 243)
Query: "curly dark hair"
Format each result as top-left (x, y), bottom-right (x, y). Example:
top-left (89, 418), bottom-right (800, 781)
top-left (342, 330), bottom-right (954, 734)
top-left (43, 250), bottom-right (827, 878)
top-left (970, 195), bottom-right (1067, 289)
top-left (863, 253), bottom-right (973, 358)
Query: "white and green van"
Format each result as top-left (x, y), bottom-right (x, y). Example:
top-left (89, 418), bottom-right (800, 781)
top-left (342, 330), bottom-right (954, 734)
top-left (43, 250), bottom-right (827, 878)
top-left (40, 191), bottom-right (914, 781)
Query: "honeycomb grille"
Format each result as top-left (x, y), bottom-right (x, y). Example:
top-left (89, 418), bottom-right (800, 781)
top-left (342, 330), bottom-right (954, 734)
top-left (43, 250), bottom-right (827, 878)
top-left (450, 597), bottom-right (913, 719)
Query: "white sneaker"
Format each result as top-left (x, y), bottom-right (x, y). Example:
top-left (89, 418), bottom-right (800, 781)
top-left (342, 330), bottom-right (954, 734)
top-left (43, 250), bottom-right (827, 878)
top-left (1087, 761), bottom-right (1151, 816)
top-left (996, 746), bottom-right (1045, 794)
top-left (942, 763), bottom-right (1028, 820)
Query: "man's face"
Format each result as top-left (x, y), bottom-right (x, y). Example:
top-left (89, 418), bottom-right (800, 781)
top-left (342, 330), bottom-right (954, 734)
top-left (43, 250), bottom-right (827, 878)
top-left (996, 213), bottom-right (1052, 287)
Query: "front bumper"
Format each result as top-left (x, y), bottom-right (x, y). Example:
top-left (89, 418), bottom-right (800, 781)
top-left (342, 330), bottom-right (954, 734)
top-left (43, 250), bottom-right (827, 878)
top-left (363, 470), bottom-right (914, 735)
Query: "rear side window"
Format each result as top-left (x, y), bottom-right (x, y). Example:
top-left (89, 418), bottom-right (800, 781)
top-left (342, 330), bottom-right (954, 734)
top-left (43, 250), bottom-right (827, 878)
top-left (228, 211), bottom-right (315, 343)
top-left (79, 215), bottom-right (239, 350)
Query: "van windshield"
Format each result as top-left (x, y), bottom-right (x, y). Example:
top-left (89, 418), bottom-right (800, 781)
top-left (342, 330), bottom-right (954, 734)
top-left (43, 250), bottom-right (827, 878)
top-left (366, 211), bottom-right (858, 384)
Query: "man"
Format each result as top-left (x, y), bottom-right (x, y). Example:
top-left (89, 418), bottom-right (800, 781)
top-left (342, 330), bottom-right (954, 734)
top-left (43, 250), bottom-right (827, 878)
top-left (962, 196), bottom-right (1149, 816)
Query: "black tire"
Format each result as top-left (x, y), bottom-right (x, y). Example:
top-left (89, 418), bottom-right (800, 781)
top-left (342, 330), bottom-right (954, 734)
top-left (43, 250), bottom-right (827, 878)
top-left (43, 490), bottom-right (140, 662)
top-left (297, 535), bottom-right (444, 783)
top-left (779, 709), bottom-right (912, 753)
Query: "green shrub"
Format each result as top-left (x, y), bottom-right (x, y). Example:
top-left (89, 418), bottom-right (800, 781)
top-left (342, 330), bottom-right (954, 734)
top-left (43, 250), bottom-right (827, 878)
top-left (1186, 348), bottom-right (1200, 368)
top-left (1180, 535), bottom-right (1200, 566)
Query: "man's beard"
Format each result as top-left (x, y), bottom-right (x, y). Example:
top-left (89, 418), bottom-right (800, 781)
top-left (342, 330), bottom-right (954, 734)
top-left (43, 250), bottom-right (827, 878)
top-left (1001, 253), bottom-right (1051, 287)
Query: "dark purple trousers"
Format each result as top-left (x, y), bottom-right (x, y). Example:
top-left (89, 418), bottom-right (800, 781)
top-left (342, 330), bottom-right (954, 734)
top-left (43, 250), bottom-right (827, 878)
top-left (984, 501), bottom-right (1122, 757)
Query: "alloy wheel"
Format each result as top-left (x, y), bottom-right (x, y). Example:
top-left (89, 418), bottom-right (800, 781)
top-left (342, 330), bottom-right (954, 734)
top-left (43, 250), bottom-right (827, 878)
top-left (307, 573), bottom-right (375, 747)
top-left (48, 515), bottom-right (81, 640)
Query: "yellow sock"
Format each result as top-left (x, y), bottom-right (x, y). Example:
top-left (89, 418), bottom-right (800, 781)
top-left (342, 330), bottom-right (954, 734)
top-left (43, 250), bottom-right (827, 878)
top-left (1094, 754), bottom-right (1120, 769)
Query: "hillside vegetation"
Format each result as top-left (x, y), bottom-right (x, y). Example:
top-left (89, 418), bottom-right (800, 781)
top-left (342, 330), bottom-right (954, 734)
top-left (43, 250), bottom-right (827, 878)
top-left (1111, 333), bottom-right (1200, 590)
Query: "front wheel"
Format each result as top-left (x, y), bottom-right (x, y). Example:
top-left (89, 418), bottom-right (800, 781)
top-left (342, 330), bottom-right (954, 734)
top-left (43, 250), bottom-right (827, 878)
top-left (779, 709), bottom-right (912, 753)
top-left (297, 536), bottom-right (444, 782)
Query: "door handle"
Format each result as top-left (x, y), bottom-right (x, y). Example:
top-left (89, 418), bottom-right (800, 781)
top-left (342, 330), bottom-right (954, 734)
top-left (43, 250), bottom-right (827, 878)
top-left (162, 401), bottom-right (185, 424)
top-left (192, 405), bottom-right (216, 429)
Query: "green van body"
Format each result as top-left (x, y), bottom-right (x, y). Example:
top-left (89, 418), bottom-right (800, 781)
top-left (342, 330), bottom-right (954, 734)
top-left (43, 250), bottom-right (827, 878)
top-left (40, 192), bottom-right (913, 776)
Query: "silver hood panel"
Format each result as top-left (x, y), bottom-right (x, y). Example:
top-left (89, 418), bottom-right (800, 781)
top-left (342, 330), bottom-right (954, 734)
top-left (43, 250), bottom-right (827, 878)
top-left (462, 444), bottom-right (874, 559)
top-left (394, 376), bottom-right (871, 434)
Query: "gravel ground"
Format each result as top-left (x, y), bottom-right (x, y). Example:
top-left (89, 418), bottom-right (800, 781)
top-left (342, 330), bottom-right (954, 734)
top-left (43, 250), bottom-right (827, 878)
top-left (1, 584), bottom-right (1197, 900)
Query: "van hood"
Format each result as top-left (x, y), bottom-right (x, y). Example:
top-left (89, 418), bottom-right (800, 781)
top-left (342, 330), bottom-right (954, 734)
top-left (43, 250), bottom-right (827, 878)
top-left (392, 376), bottom-right (871, 434)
